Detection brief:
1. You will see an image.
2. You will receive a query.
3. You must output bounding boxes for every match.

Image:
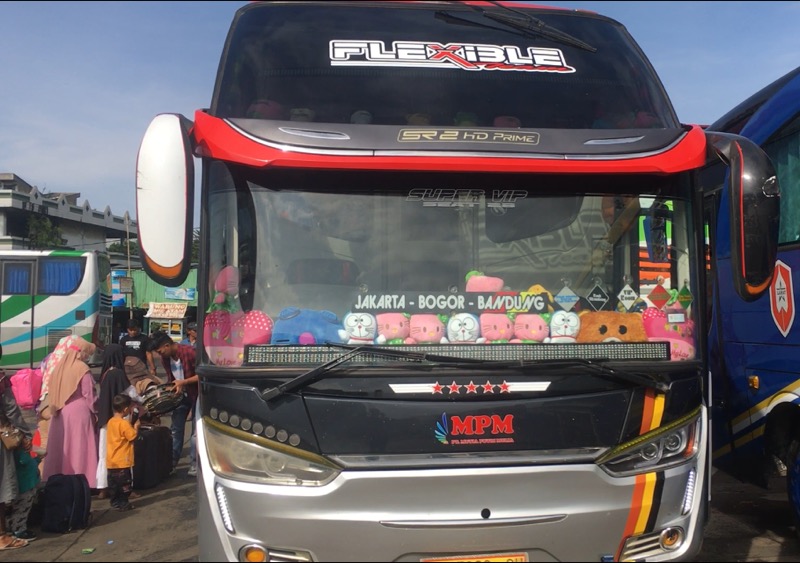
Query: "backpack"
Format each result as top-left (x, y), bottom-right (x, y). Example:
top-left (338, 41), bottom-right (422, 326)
top-left (41, 474), bottom-right (92, 533)
top-left (10, 368), bottom-right (43, 410)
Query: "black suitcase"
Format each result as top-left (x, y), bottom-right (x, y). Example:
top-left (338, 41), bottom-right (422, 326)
top-left (132, 424), bottom-right (172, 490)
top-left (41, 473), bottom-right (92, 533)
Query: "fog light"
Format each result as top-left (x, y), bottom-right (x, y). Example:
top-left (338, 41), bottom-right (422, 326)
top-left (239, 544), bottom-right (268, 562)
top-left (659, 527), bottom-right (684, 550)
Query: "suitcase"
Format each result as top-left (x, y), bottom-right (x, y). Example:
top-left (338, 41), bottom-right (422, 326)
top-left (41, 473), bottom-right (92, 533)
top-left (132, 424), bottom-right (172, 490)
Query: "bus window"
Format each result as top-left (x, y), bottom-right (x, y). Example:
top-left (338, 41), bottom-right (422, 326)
top-left (38, 257), bottom-right (86, 295)
top-left (3, 263), bottom-right (32, 294)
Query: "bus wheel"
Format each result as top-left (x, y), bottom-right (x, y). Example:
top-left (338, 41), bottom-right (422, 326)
top-left (786, 437), bottom-right (800, 539)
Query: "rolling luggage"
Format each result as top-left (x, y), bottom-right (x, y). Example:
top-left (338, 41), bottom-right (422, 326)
top-left (41, 473), bottom-right (92, 533)
top-left (133, 423), bottom-right (172, 490)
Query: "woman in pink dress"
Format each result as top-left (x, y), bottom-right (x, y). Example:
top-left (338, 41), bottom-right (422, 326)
top-left (41, 336), bottom-right (98, 488)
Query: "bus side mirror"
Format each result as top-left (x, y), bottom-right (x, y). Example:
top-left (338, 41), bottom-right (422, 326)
top-left (707, 131), bottom-right (780, 301)
top-left (136, 114), bottom-right (195, 287)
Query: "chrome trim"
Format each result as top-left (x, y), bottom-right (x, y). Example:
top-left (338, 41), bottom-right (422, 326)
top-left (330, 448), bottom-right (606, 469)
top-left (380, 514), bottom-right (567, 529)
top-left (584, 136), bottom-right (645, 145)
top-left (278, 127), bottom-right (351, 140)
top-left (224, 119), bottom-right (689, 161)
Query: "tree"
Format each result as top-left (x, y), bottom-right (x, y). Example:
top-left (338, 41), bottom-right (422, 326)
top-left (27, 215), bottom-right (63, 249)
top-left (107, 238), bottom-right (139, 256)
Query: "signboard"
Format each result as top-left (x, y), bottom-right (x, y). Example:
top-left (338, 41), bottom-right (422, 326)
top-left (144, 302), bottom-right (188, 320)
top-left (111, 269), bottom-right (128, 307)
top-left (164, 287), bottom-right (196, 301)
top-left (770, 260), bottom-right (795, 338)
top-left (119, 277), bottom-right (134, 294)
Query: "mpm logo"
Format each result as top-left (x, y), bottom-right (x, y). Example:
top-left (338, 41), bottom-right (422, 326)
top-left (436, 413), bottom-right (515, 445)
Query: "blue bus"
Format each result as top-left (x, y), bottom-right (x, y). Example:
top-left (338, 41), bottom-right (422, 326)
top-left (705, 66), bottom-right (800, 529)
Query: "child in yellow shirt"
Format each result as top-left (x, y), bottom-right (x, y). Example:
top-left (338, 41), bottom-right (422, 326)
top-left (106, 394), bottom-right (141, 511)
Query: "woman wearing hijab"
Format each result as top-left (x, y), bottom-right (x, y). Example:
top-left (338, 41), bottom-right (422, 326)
top-left (41, 336), bottom-right (99, 488)
top-left (95, 344), bottom-right (132, 498)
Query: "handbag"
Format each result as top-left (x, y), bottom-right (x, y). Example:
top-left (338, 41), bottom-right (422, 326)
top-left (0, 426), bottom-right (24, 450)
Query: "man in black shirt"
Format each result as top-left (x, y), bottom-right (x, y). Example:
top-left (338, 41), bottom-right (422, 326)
top-left (119, 319), bottom-right (157, 377)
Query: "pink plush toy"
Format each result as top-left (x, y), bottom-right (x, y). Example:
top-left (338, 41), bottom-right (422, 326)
top-left (479, 313), bottom-right (514, 343)
top-left (466, 270), bottom-right (504, 292)
top-left (406, 314), bottom-right (448, 345)
top-left (376, 313), bottom-right (410, 345)
top-left (511, 313), bottom-right (549, 343)
top-left (641, 308), bottom-right (696, 361)
top-left (204, 265), bottom-right (273, 366)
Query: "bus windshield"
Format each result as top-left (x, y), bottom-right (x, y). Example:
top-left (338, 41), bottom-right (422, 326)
top-left (212, 2), bottom-right (678, 129)
top-left (204, 165), bottom-right (699, 366)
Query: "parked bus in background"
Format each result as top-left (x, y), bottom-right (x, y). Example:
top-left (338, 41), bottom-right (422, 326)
top-left (704, 66), bottom-right (800, 532)
top-left (135, 2), bottom-right (780, 561)
top-left (0, 249), bottom-right (112, 368)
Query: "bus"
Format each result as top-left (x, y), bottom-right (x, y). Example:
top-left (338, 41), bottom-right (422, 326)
top-left (0, 249), bottom-right (112, 369)
top-left (135, 2), bottom-right (780, 561)
top-left (704, 66), bottom-right (800, 530)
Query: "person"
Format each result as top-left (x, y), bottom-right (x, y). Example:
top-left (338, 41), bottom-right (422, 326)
top-left (7, 446), bottom-right (40, 542)
top-left (106, 394), bottom-right (140, 511)
top-left (41, 336), bottom-right (99, 489)
top-left (150, 331), bottom-right (197, 474)
top-left (180, 322), bottom-right (197, 346)
top-left (120, 319), bottom-right (157, 378)
top-left (96, 344), bottom-right (143, 500)
top-left (0, 361), bottom-right (33, 550)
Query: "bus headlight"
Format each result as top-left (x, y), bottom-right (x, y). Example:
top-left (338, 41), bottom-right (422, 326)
top-left (597, 408), bottom-right (701, 476)
top-left (204, 418), bottom-right (340, 486)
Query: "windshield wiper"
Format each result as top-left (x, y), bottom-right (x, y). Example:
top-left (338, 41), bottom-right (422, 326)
top-left (531, 359), bottom-right (670, 393)
top-left (260, 344), bottom-right (487, 402)
top-left (478, 1), bottom-right (596, 53)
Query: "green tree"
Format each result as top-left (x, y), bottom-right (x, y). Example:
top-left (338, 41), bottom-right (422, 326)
top-left (107, 238), bottom-right (140, 256)
top-left (27, 215), bottom-right (63, 249)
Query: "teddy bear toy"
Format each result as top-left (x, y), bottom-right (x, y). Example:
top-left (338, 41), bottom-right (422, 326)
top-left (446, 313), bottom-right (485, 344)
top-left (338, 312), bottom-right (378, 345)
top-left (376, 312), bottom-right (411, 345)
top-left (575, 311), bottom-right (647, 343)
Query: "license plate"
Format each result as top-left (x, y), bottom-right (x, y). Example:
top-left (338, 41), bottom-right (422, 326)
top-left (421, 553), bottom-right (528, 562)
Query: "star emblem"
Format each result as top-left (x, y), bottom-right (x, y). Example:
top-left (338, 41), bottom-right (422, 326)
top-left (465, 381), bottom-right (478, 394)
top-left (432, 382), bottom-right (443, 394)
top-left (499, 381), bottom-right (511, 393)
top-left (482, 381), bottom-right (495, 394)
top-left (448, 381), bottom-right (462, 394)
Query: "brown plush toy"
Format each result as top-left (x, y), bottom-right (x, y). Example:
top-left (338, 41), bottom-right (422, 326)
top-left (576, 311), bottom-right (648, 343)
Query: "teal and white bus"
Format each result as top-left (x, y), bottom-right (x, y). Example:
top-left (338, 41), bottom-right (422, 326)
top-left (0, 250), bottom-right (112, 369)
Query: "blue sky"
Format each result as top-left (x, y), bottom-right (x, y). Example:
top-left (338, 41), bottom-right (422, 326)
top-left (0, 1), bottom-right (798, 228)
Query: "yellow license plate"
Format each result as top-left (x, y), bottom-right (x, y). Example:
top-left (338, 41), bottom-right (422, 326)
top-left (421, 553), bottom-right (528, 562)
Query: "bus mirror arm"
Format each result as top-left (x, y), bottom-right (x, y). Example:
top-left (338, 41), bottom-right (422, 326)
top-left (706, 131), bottom-right (780, 302)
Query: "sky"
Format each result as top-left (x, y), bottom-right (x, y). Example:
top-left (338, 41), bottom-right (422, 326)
top-left (1, 1), bottom-right (798, 232)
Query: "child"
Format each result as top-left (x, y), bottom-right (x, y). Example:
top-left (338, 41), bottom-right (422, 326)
top-left (7, 436), bottom-right (40, 541)
top-left (106, 394), bottom-right (141, 511)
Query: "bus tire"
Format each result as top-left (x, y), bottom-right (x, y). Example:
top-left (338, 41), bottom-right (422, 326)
top-left (785, 435), bottom-right (800, 539)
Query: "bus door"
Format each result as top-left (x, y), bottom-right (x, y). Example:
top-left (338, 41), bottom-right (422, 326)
top-left (0, 259), bottom-right (36, 368)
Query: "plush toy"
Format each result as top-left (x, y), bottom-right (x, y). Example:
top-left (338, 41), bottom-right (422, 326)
top-left (641, 308), bottom-right (696, 361)
top-left (479, 313), bottom-right (514, 344)
top-left (511, 313), bottom-right (550, 343)
top-left (271, 308), bottom-right (343, 346)
top-left (204, 265), bottom-right (273, 366)
top-left (406, 314), bottom-right (448, 345)
top-left (350, 110), bottom-right (373, 124)
top-left (376, 313), bottom-right (411, 345)
top-left (544, 310), bottom-right (580, 343)
top-left (246, 99), bottom-right (286, 120)
top-left (454, 112), bottom-right (478, 126)
top-left (466, 271), bottom-right (504, 293)
top-left (526, 284), bottom-right (556, 313)
top-left (446, 313), bottom-right (485, 344)
top-left (338, 312), bottom-right (378, 345)
top-left (290, 108), bottom-right (316, 122)
top-left (493, 115), bottom-right (521, 128)
top-left (406, 113), bottom-right (431, 126)
top-left (575, 311), bottom-right (647, 343)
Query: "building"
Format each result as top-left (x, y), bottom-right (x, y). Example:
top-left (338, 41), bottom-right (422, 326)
top-left (0, 173), bottom-right (139, 267)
